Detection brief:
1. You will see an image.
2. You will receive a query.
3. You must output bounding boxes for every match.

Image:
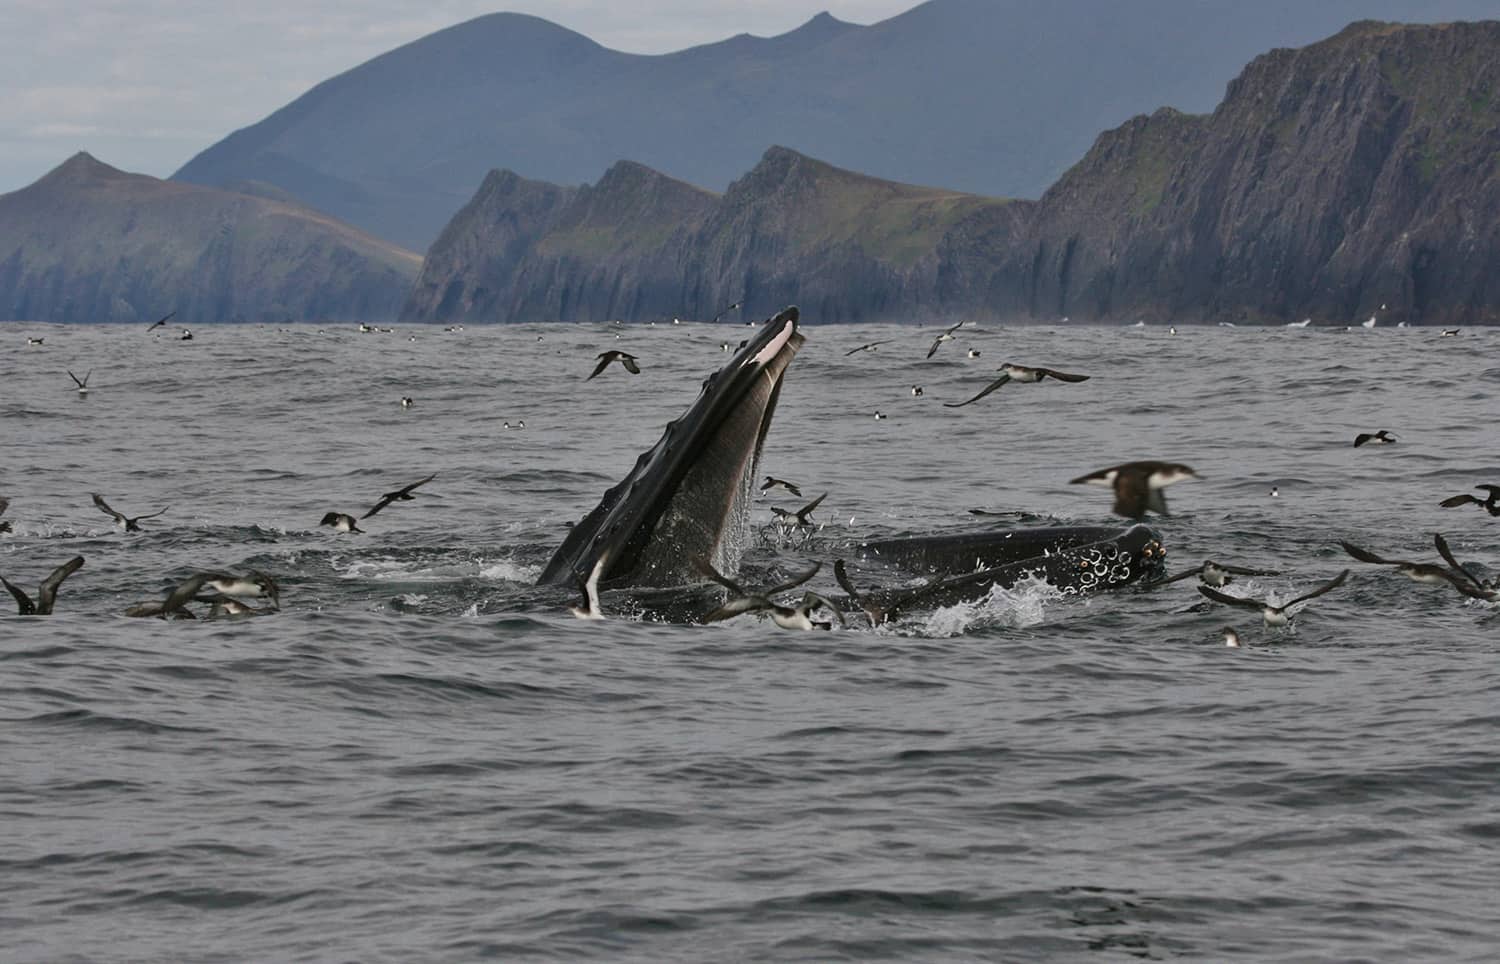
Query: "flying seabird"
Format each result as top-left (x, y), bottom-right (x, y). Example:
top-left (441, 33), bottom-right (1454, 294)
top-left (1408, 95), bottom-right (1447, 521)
top-left (587, 350), bottom-right (641, 379)
top-left (1197, 569), bottom-right (1349, 626)
top-left (925, 321), bottom-right (965, 359)
top-left (361, 473), bottom-right (437, 520)
top-left (696, 559), bottom-right (842, 630)
top-left (1, 556), bottom-right (84, 615)
top-left (1340, 538), bottom-right (1496, 601)
top-left (1070, 461), bottom-right (1199, 520)
top-left (68, 369), bottom-right (92, 395)
top-left (1353, 430), bottom-right (1397, 447)
top-left (771, 492), bottom-right (828, 529)
top-left (146, 311), bottom-right (175, 332)
top-left (844, 340), bottom-right (893, 356)
top-left (944, 363), bottom-right (1091, 408)
top-left (132, 570), bottom-right (280, 619)
top-left (760, 476), bottom-right (803, 498)
top-left (708, 300), bottom-right (743, 323)
top-left (91, 493), bottom-right (168, 532)
top-left (1439, 485), bottom-right (1500, 517)
top-left (1155, 559), bottom-right (1281, 588)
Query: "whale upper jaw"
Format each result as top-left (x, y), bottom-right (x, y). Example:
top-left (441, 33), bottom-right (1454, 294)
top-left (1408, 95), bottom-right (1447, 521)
top-left (538, 307), bottom-right (804, 593)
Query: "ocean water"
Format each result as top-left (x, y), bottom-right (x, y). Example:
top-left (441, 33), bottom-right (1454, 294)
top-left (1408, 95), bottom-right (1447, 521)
top-left (1, 319), bottom-right (1497, 961)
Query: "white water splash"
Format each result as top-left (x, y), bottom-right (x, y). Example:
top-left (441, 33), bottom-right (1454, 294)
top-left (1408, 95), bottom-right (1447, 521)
top-left (916, 575), bottom-right (1068, 637)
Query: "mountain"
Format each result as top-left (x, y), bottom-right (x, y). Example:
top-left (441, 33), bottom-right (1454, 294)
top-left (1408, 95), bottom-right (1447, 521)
top-left (400, 21), bottom-right (1500, 327)
top-left (0, 153), bottom-right (421, 324)
top-left (400, 147), bottom-right (1016, 324)
top-left (171, 0), bottom-right (1500, 250)
top-left (987, 19), bottom-right (1500, 326)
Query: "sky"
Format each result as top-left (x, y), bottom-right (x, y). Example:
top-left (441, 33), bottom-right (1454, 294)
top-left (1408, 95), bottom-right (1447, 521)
top-left (0, 1), bottom-right (920, 195)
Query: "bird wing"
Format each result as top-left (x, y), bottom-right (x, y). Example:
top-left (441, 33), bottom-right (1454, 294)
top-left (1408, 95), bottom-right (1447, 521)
top-left (1353, 434), bottom-right (1372, 447)
top-left (833, 559), bottom-right (885, 627)
top-left (1155, 566), bottom-right (1204, 585)
top-left (146, 311), bottom-right (175, 331)
top-left (1340, 541), bottom-right (1404, 567)
top-left (68, 370), bottom-right (87, 389)
top-left (360, 495), bottom-right (395, 520)
top-left (767, 561), bottom-right (822, 596)
top-left (586, 354), bottom-right (613, 380)
top-left (795, 492), bottom-right (828, 523)
top-left (1476, 485), bottom-right (1500, 500)
top-left (1038, 368), bottom-right (1090, 383)
top-left (1196, 585), bottom-right (1266, 612)
top-left (703, 597), bottom-right (769, 622)
top-left (943, 374), bottom-right (1010, 408)
top-left (160, 573), bottom-right (220, 615)
top-left (1, 575), bottom-right (35, 615)
top-left (925, 336), bottom-right (943, 359)
top-left (1433, 534), bottom-right (1488, 593)
top-left (0, 497), bottom-right (9, 517)
top-left (844, 341), bottom-right (889, 356)
top-left (1069, 465), bottom-right (1115, 486)
top-left (620, 354), bottom-right (641, 374)
top-left (90, 493), bottom-right (125, 522)
top-left (35, 556), bottom-right (85, 615)
top-left (1218, 563), bottom-right (1282, 576)
top-left (693, 557), bottom-right (746, 596)
top-left (1283, 569), bottom-right (1350, 609)
top-left (132, 506), bottom-right (169, 521)
top-left (395, 473), bottom-right (437, 499)
top-left (1439, 494), bottom-right (1478, 508)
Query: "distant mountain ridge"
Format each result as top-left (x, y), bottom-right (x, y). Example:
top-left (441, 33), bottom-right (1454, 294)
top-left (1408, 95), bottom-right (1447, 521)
top-left (171, 0), bottom-right (1500, 249)
top-left (401, 21), bottom-right (1500, 327)
top-left (0, 153), bottom-right (420, 324)
top-left (401, 147), bottom-right (1015, 324)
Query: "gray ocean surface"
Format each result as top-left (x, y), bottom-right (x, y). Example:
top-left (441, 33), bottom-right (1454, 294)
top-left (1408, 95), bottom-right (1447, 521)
top-left (2, 319), bottom-right (1498, 962)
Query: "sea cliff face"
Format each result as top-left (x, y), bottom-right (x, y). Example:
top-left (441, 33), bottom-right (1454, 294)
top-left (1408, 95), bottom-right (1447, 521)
top-left (1002, 20), bottom-right (1500, 326)
top-left (401, 147), bottom-right (1015, 324)
top-left (403, 21), bottom-right (1500, 326)
top-left (0, 154), bottom-right (421, 324)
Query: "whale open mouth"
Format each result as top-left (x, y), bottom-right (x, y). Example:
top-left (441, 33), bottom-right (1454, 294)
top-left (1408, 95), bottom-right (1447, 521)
top-left (538, 307), bottom-right (804, 591)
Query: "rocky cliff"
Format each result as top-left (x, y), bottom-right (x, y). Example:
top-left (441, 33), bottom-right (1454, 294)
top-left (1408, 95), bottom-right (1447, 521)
top-left (404, 21), bottom-right (1500, 327)
top-left (401, 147), bottom-right (1016, 324)
top-left (0, 153), bottom-right (421, 324)
top-left (997, 20), bottom-right (1500, 326)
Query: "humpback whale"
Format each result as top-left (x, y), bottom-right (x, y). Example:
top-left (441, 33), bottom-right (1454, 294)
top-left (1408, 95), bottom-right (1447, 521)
top-left (538, 307), bottom-right (1171, 622)
top-left (539, 307), bottom-right (805, 594)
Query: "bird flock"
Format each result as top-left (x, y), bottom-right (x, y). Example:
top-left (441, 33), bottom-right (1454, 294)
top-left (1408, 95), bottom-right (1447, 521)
top-left (4, 312), bottom-right (446, 618)
top-left (594, 318), bottom-right (1497, 637)
top-left (8, 315), bottom-right (1495, 634)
